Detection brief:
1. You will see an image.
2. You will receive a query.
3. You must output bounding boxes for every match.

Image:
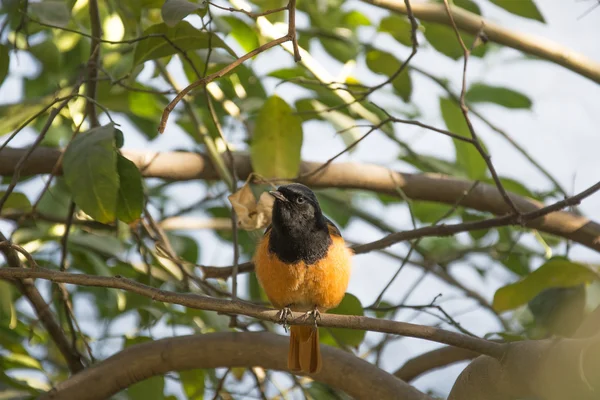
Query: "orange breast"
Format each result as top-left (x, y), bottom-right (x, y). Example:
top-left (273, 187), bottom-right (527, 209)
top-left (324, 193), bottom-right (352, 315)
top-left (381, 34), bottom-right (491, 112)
top-left (254, 232), bottom-right (352, 312)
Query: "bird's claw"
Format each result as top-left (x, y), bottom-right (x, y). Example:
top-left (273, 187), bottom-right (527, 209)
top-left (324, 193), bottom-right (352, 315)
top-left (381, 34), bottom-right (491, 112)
top-left (277, 306), bottom-right (293, 332)
top-left (304, 306), bottom-right (321, 328)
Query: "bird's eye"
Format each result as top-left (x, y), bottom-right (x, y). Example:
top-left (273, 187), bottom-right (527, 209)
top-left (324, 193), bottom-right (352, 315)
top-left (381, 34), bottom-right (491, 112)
top-left (296, 196), bottom-right (305, 204)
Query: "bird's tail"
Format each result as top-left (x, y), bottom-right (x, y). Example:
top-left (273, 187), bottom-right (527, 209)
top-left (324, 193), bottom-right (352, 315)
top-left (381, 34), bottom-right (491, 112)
top-left (288, 325), bottom-right (321, 374)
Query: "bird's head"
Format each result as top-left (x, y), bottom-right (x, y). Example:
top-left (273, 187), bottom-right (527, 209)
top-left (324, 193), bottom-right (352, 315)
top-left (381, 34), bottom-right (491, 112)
top-left (269, 183), bottom-right (325, 233)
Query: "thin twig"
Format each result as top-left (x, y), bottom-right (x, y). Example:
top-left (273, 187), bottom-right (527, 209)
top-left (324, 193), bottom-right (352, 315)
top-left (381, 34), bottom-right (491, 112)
top-left (0, 266), bottom-right (505, 358)
top-left (0, 94), bottom-right (76, 212)
top-left (442, 0), bottom-right (520, 216)
top-left (287, 0), bottom-right (301, 62)
top-left (86, 0), bottom-right (102, 127)
top-left (207, 2), bottom-right (287, 18)
top-left (159, 35), bottom-right (290, 133)
top-left (0, 232), bottom-right (84, 373)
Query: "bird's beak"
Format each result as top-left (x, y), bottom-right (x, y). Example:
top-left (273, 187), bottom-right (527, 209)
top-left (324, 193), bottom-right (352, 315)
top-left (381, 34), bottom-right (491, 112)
top-left (269, 190), bottom-right (288, 202)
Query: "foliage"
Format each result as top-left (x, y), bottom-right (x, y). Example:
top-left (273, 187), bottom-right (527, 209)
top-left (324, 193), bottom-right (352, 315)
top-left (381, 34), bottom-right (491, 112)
top-left (0, 0), bottom-right (596, 398)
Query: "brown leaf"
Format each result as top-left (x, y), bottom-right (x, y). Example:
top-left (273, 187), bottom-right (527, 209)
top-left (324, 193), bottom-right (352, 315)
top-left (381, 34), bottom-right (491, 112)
top-left (227, 181), bottom-right (274, 231)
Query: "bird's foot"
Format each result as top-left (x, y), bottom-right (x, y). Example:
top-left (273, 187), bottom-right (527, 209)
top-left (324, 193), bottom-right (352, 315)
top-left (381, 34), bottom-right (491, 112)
top-left (304, 306), bottom-right (321, 328)
top-left (277, 306), bottom-right (293, 332)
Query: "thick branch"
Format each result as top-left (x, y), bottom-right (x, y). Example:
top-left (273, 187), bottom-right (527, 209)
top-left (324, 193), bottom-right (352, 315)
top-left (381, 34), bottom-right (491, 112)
top-left (448, 336), bottom-right (600, 399)
top-left (41, 332), bottom-right (432, 400)
top-left (363, 0), bottom-right (600, 84)
top-left (2, 148), bottom-right (599, 252)
top-left (394, 346), bottom-right (478, 382)
top-left (0, 267), bottom-right (504, 358)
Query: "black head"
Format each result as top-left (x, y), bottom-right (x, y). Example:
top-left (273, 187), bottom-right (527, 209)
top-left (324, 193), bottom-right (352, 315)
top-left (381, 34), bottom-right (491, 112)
top-left (267, 183), bottom-right (332, 264)
top-left (269, 183), bottom-right (327, 236)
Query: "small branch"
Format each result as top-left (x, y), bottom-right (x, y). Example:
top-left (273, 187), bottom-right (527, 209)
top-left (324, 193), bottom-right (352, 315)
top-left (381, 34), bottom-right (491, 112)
top-left (0, 232), bottom-right (84, 373)
top-left (410, 64), bottom-right (570, 199)
top-left (86, 0), bottom-right (102, 127)
top-left (371, 181), bottom-right (479, 307)
top-left (287, 0), bottom-right (301, 62)
top-left (362, 0), bottom-right (600, 84)
top-left (204, 178), bottom-right (600, 279)
top-left (0, 267), bottom-right (504, 358)
top-left (207, 2), bottom-right (287, 18)
top-left (442, 0), bottom-right (520, 216)
top-left (0, 95), bottom-right (75, 212)
top-left (204, 92), bottom-right (240, 326)
top-left (159, 35), bottom-right (290, 133)
top-left (2, 149), bottom-right (599, 252)
top-left (394, 346), bottom-right (479, 382)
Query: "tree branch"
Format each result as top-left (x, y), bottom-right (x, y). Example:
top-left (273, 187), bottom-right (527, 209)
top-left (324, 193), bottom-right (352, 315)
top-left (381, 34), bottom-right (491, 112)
top-left (41, 332), bottom-right (433, 400)
top-left (394, 346), bottom-right (478, 382)
top-left (0, 266), bottom-right (504, 358)
top-left (362, 0), bottom-right (600, 84)
top-left (448, 338), bottom-right (600, 400)
top-left (2, 148), bottom-right (598, 252)
top-left (0, 233), bottom-right (84, 373)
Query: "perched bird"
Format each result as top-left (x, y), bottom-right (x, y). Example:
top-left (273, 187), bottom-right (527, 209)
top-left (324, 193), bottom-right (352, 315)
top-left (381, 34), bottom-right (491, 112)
top-left (254, 183), bottom-right (352, 374)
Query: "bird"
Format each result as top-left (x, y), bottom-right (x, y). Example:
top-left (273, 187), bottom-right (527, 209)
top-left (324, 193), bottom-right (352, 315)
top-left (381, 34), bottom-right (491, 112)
top-left (254, 183), bottom-right (352, 374)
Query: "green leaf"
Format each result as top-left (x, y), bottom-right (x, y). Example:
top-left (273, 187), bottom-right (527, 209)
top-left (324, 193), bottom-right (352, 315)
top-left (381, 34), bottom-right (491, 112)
top-left (222, 16), bottom-right (259, 53)
top-left (466, 83), bottom-right (532, 109)
top-left (29, 39), bottom-right (62, 74)
top-left (0, 45), bottom-right (9, 87)
top-left (439, 97), bottom-right (487, 180)
top-left (179, 369), bottom-right (205, 400)
top-left (128, 375), bottom-right (165, 400)
top-left (373, 300), bottom-right (394, 318)
top-left (422, 22), bottom-right (487, 60)
top-left (454, 0), bottom-right (481, 14)
top-left (342, 10), bottom-right (371, 28)
top-left (488, 0), bottom-right (545, 22)
top-left (133, 21), bottom-right (232, 66)
top-left (0, 191), bottom-right (32, 215)
top-left (323, 293), bottom-right (365, 349)
top-left (167, 233), bottom-right (199, 263)
top-left (316, 189), bottom-right (352, 228)
top-left (115, 128), bottom-right (125, 148)
top-left (0, 100), bottom-right (54, 136)
top-left (29, 1), bottom-right (71, 28)
top-left (499, 251), bottom-right (530, 276)
top-left (116, 155), bottom-right (144, 223)
top-left (412, 201), bottom-right (457, 224)
top-left (161, 0), bottom-right (205, 27)
top-left (63, 124), bottom-right (119, 223)
top-left (419, 236), bottom-right (463, 261)
top-left (378, 15), bottom-right (413, 47)
top-left (461, 210), bottom-right (490, 240)
top-left (493, 258), bottom-right (598, 312)
top-left (528, 284), bottom-right (585, 336)
top-left (320, 35), bottom-right (359, 63)
top-left (69, 233), bottom-right (125, 257)
top-left (0, 281), bottom-right (15, 329)
top-left (268, 67), bottom-right (313, 81)
top-left (307, 382), bottom-right (338, 399)
top-left (365, 50), bottom-right (412, 102)
top-left (422, 23), bottom-right (463, 60)
top-left (483, 177), bottom-right (537, 199)
top-left (250, 96), bottom-right (303, 179)
top-left (36, 178), bottom-right (71, 219)
top-left (3, 353), bottom-right (42, 370)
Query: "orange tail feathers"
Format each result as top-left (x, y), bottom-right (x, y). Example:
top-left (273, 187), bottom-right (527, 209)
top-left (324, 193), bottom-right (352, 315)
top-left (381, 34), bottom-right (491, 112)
top-left (288, 325), bottom-right (321, 374)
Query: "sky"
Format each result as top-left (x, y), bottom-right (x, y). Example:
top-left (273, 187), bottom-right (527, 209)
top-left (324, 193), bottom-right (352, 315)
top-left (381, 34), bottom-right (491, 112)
top-left (1, 0), bottom-right (600, 398)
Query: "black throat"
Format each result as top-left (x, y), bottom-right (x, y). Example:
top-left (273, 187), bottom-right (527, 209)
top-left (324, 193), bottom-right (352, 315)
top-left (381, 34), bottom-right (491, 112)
top-left (268, 216), bottom-right (332, 265)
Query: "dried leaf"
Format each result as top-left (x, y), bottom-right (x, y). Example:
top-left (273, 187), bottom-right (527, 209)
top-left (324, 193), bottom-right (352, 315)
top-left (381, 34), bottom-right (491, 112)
top-left (228, 182), bottom-right (274, 231)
